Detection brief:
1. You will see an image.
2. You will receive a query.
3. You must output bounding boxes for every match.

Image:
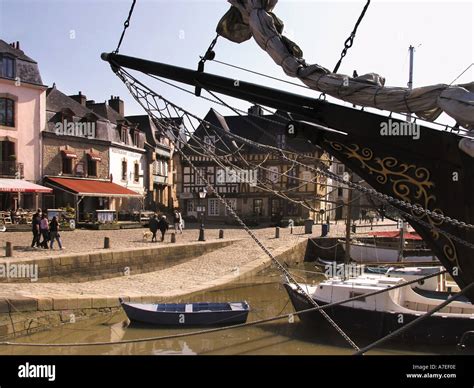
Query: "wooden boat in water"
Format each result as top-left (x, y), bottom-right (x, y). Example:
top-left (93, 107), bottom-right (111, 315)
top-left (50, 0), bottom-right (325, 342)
top-left (120, 299), bottom-right (250, 326)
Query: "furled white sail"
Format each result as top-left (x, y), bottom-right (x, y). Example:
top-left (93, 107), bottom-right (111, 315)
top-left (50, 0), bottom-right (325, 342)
top-left (217, 0), bottom-right (474, 130)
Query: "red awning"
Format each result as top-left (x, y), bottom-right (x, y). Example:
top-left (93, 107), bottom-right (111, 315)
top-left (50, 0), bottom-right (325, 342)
top-left (62, 150), bottom-right (78, 159)
top-left (46, 177), bottom-right (142, 197)
top-left (88, 152), bottom-right (102, 162)
top-left (0, 179), bottom-right (52, 193)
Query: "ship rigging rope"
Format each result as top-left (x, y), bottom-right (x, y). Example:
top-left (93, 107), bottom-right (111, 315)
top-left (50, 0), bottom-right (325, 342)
top-left (147, 70), bottom-right (474, 231)
top-left (114, 67), bottom-right (361, 351)
top-left (205, 59), bottom-right (469, 136)
top-left (332, 0), bottom-right (371, 74)
top-left (104, 57), bottom-right (474, 349)
top-left (112, 63), bottom-right (474, 252)
top-left (0, 268), bottom-right (446, 348)
top-left (115, 65), bottom-right (474, 353)
top-left (199, 82), bottom-right (474, 232)
top-left (114, 0), bottom-right (137, 54)
top-left (216, 0), bottom-right (474, 128)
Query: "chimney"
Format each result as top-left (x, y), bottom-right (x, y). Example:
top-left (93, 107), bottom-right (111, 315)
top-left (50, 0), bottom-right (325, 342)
top-left (248, 104), bottom-right (263, 116)
top-left (69, 91), bottom-right (87, 106)
top-left (16, 41), bottom-right (20, 50)
top-left (108, 95), bottom-right (124, 117)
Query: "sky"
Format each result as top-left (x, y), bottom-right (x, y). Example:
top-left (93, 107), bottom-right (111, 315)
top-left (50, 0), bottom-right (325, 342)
top-left (0, 0), bottom-right (472, 126)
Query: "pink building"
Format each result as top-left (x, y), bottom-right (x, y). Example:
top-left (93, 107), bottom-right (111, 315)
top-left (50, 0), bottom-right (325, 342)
top-left (0, 40), bottom-right (51, 211)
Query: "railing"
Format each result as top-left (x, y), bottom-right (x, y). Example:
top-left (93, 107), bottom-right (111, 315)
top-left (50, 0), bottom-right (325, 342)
top-left (0, 162), bottom-right (24, 178)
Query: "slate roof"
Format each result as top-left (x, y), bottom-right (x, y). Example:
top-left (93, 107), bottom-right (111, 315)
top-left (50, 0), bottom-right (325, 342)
top-left (46, 87), bottom-right (99, 118)
top-left (127, 115), bottom-right (185, 148)
top-left (184, 107), bottom-right (315, 155)
top-left (87, 102), bottom-right (130, 125)
top-left (0, 39), bottom-right (43, 85)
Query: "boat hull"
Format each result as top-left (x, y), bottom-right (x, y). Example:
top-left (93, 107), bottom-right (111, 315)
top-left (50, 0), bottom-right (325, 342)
top-left (122, 302), bottom-right (249, 326)
top-left (283, 283), bottom-right (474, 345)
top-left (347, 242), bottom-right (436, 263)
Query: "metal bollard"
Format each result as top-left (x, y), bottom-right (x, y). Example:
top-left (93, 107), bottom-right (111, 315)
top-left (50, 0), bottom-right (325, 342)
top-left (104, 237), bottom-right (110, 249)
top-left (5, 242), bottom-right (12, 257)
top-left (275, 227), bottom-right (280, 238)
top-left (171, 233), bottom-right (176, 243)
top-left (219, 229), bottom-right (224, 239)
top-left (198, 226), bottom-right (206, 242)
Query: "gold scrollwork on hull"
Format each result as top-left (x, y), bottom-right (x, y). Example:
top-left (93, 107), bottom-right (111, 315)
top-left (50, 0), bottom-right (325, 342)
top-left (326, 140), bottom-right (459, 269)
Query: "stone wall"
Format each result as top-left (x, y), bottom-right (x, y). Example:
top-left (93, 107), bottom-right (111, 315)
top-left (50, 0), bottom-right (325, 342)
top-left (0, 240), bottom-right (236, 283)
top-left (0, 239), bottom-right (310, 340)
top-left (42, 134), bottom-right (110, 179)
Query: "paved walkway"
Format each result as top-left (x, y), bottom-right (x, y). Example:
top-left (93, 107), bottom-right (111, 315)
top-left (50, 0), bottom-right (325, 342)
top-left (0, 221), bottom-right (398, 300)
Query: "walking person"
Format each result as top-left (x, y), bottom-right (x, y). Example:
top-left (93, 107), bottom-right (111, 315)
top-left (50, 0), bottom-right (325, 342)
top-left (39, 214), bottom-right (50, 249)
top-left (149, 214), bottom-right (159, 242)
top-left (30, 211), bottom-right (41, 248)
top-left (49, 216), bottom-right (63, 250)
top-left (173, 209), bottom-right (183, 234)
top-left (157, 215), bottom-right (169, 242)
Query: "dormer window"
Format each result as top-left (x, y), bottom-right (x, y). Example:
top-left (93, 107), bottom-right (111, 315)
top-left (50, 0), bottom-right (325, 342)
top-left (59, 109), bottom-right (74, 124)
top-left (155, 131), bottom-right (162, 143)
top-left (134, 131), bottom-right (140, 146)
top-left (121, 127), bottom-right (128, 144)
top-left (1, 56), bottom-right (15, 79)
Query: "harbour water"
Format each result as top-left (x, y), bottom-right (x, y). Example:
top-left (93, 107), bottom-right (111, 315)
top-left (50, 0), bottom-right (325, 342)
top-left (0, 264), bottom-right (470, 355)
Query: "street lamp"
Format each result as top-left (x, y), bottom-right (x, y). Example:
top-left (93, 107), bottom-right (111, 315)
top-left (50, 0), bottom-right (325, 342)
top-left (198, 188), bottom-right (207, 241)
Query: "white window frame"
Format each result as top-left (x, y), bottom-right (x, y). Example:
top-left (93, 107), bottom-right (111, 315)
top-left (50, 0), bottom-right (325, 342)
top-left (208, 198), bottom-right (219, 216)
top-left (196, 167), bottom-right (206, 185)
top-left (187, 200), bottom-right (195, 213)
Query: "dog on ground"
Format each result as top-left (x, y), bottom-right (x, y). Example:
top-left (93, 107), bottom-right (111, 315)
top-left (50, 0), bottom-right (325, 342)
top-left (142, 231), bottom-right (153, 241)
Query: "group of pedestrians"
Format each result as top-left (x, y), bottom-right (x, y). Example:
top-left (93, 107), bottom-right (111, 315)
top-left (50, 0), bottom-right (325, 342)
top-left (31, 209), bottom-right (63, 250)
top-left (148, 209), bottom-right (184, 242)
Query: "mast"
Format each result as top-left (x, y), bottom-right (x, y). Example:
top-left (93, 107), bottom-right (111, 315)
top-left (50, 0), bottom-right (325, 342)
top-left (407, 45), bottom-right (415, 122)
top-left (344, 173), bottom-right (353, 265)
top-left (397, 219), bottom-right (406, 262)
